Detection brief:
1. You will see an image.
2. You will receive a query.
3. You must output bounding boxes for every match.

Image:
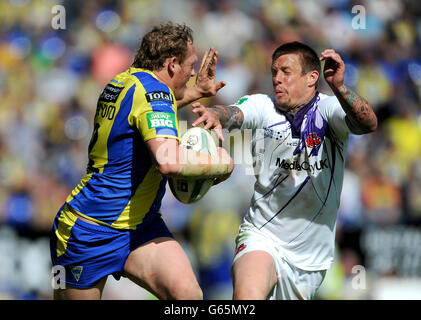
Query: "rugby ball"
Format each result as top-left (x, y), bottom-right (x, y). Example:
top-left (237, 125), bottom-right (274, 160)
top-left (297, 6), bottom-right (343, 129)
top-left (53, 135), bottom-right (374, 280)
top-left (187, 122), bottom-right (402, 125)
top-left (168, 127), bottom-right (218, 204)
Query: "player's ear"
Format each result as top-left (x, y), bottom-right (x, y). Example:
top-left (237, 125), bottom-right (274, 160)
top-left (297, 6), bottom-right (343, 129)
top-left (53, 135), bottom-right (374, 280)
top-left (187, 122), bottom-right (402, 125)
top-left (167, 56), bottom-right (178, 76)
top-left (307, 70), bottom-right (319, 87)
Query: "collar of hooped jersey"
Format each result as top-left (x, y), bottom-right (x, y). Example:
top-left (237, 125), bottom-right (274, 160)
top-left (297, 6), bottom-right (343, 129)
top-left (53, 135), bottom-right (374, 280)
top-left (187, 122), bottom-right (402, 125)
top-left (280, 91), bottom-right (320, 139)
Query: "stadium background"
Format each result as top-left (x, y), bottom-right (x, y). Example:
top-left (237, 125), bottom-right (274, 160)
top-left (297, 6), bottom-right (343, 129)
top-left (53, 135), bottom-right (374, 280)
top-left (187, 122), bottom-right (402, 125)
top-left (1, 0), bottom-right (421, 300)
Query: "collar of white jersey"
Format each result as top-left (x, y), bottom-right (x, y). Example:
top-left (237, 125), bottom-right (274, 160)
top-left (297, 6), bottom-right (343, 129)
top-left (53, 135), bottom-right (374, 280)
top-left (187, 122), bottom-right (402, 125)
top-left (279, 91), bottom-right (320, 139)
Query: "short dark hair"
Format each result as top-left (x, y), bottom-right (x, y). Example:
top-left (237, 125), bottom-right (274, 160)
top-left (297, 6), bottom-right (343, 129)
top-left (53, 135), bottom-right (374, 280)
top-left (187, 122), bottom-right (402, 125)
top-left (272, 41), bottom-right (321, 75)
top-left (132, 22), bottom-right (193, 71)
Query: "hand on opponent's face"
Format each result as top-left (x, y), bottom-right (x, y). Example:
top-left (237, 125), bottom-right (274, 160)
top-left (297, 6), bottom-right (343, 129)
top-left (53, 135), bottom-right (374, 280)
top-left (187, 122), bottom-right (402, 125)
top-left (195, 47), bottom-right (226, 97)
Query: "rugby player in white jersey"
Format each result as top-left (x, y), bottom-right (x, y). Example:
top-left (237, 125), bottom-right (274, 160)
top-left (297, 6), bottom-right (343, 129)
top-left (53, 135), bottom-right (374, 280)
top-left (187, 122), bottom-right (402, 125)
top-left (191, 42), bottom-right (377, 300)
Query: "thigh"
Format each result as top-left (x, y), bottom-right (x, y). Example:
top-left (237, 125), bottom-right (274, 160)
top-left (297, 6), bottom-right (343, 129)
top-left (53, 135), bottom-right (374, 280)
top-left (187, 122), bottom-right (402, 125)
top-left (273, 259), bottom-right (326, 300)
top-left (232, 250), bottom-right (278, 300)
top-left (123, 237), bottom-right (202, 300)
top-left (54, 277), bottom-right (107, 300)
top-left (231, 222), bottom-right (278, 299)
top-left (290, 266), bottom-right (326, 300)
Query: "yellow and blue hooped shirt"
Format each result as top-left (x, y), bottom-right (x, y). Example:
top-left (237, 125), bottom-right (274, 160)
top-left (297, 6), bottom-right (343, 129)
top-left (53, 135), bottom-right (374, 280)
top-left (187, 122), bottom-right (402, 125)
top-left (65, 68), bottom-right (179, 230)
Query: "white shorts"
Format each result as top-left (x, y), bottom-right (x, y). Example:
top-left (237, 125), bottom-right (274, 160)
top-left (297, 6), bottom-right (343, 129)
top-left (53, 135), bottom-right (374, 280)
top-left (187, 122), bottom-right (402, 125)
top-left (232, 222), bottom-right (326, 300)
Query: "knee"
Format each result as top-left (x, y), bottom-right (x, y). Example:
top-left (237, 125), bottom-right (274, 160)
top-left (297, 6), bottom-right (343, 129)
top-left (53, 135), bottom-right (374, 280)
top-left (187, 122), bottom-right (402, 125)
top-left (168, 280), bottom-right (203, 300)
top-left (233, 285), bottom-right (267, 300)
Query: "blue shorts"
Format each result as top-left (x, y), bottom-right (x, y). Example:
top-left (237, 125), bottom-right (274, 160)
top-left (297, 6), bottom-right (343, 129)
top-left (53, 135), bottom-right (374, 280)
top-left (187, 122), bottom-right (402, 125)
top-left (50, 204), bottom-right (173, 289)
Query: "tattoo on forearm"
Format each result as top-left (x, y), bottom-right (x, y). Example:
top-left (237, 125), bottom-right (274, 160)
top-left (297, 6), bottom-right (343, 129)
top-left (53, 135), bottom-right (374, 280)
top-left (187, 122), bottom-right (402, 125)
top-left (211, 105), bottom-right (244, 131)
top-left (337, 86), bottom-right (377, 133)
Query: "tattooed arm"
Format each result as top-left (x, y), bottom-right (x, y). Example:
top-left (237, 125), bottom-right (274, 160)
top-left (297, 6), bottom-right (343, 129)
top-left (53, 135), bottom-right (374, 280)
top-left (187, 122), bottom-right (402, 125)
top-left (191, 103), bottom-right (244, 141)
top-left (320, 49), bottom-right (377, 134)
top-left (203, 105), bottom-right (244, 131)
top-left (334, 85), bottom-right (378, 134)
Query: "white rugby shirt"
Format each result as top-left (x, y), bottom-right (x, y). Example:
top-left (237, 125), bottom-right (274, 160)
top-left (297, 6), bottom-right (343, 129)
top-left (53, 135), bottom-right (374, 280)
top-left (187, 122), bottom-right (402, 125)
top-left (233, 92), bottom-right (351, 270)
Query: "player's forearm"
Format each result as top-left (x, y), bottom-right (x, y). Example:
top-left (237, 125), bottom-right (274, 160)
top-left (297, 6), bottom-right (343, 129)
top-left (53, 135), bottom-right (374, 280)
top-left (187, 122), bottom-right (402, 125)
top-left (159, 147), bottom-right (232, 178)
top-left (175, 148), bottom-right (232, 178)
top-left (332, 85), bottom-right (378, 134)
top-left (208, 105), bottom-right (244, 131)
top-left (150, 137), bottom-right (232, 178)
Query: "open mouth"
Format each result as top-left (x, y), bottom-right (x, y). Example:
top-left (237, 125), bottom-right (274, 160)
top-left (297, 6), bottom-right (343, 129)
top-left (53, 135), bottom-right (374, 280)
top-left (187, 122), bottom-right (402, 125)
top-left (275, 91), bottom-right (286, 98)
top-left (275, 87), bottom-right (287, 95)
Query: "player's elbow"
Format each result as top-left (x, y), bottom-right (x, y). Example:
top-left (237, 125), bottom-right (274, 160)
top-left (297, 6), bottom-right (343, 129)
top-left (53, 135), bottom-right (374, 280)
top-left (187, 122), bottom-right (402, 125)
top-left (368, 120), bottom-right (377, 133)
top-left (150, 140), bottom-right (182, 176)
top-left (351, 124), bottom-right (377, 135)
top-left (362, 116), bottom-right (378, 134)
top-left (347, 113), bottom-right (378, 135)
top-left (156, 162), bottom-right (180, 176)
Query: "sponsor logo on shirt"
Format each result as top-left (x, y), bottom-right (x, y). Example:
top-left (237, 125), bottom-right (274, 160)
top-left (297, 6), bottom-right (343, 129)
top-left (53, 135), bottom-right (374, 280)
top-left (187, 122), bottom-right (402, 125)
top-left (99, 84), bottom-right (123, 103)
top-left (276, 158), bottom-right (329, 172)
top-left (147, 112), bottom-right (176, 129)
top-left (145, 91), bottom-right (174, 104)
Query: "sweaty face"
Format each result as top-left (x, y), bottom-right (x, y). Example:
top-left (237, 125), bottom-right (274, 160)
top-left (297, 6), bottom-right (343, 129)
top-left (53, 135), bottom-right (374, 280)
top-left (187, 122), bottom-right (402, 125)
top-left (172, 41), bottom-right (198, 100)
top-left (271, 53), bottom-right (313, 112)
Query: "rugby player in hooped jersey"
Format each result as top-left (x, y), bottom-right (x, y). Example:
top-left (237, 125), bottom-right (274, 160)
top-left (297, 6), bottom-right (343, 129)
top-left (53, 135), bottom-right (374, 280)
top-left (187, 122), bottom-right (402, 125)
top-left (50, 23), bottom-right (233, 300)
top-left (191, 42), bottom-right (377, 300)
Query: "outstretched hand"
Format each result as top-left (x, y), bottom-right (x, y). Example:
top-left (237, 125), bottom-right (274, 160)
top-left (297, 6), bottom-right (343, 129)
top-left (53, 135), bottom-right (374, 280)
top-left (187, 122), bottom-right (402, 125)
top-left (195, 47), bottom-right (226, 97)
top-left (191, 102), bottom-right (224, 142)
top-left (320, 49), bottom-right (345, 91)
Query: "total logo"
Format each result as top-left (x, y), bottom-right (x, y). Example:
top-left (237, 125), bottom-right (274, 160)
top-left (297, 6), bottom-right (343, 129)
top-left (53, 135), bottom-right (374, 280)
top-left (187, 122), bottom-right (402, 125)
top-left (145, 91), bottom-right (174, 103)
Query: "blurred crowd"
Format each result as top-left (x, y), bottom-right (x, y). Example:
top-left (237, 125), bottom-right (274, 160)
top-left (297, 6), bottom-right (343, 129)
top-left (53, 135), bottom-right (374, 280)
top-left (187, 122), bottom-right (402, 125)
top-left (1, 0), bottom-right (421, 299)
